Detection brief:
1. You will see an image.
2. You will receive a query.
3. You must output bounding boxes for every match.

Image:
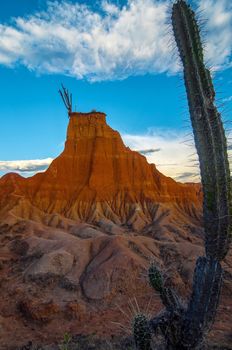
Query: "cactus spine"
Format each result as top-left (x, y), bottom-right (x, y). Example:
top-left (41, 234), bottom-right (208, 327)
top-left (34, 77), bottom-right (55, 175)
top-left (133, 1), bottom-right (231, 349)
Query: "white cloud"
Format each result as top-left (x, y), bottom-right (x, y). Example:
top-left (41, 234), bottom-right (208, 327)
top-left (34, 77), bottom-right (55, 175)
top-left (122, 126), bottom-right (232, 182)
top-left (121, 129), bottom-right (201, 182)
top-left (0, 0), bottom-right (231, 81)
top-left (198, 0), bottom-right (232, 71)
top-left (0, 0), bottom-right (176, 80)
top-left (0, 158), bottom-right (53, 173)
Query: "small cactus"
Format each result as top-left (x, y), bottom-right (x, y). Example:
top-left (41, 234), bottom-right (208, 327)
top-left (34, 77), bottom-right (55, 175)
top-left (148, 263), bottom-right (182, 312)
top-left (148, 264), bottom-right (163, 292)
top-left (133, 314), bottom-right (152, 350)
top-left (59, 333), bottom-right (72, 350)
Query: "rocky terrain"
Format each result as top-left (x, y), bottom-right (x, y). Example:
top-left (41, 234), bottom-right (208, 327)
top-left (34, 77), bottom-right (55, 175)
top-left (0, 112), bottom-right (231, 349)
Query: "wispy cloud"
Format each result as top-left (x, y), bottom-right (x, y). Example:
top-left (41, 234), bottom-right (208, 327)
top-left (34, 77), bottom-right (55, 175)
top-left (198, 0), bottom-right (232, 71)
top-left (174, 172), bottom-right (199, 182)
top-left (0, 0), bottom-right (231, 81)
top-left (122, 129), bottom-right (200, 182)
top-left (137, 148), bottom-right (161, 155)
top-left (122, 127), bottom-right (232, 182)
top-left (0, 0), bottom-right (175, 81)
top-left (222, 95), bottom-right (232, 102)
top-left (0, 158), bottom-right (53, 173)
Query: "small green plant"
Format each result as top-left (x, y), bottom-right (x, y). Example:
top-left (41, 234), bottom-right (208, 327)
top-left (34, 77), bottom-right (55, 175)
top-left (148, 263), bottom-right (163, 292)
top-left (133, 314), bottom-right (152, 350)
top-left (59, 333), bottom-right (72, 350)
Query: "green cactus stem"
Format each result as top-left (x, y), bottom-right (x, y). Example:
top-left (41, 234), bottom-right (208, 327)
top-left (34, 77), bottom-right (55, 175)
top-left (172, 0), bottom-right (231, 261)
top-left (133, 313), bottom-right (152, 350)
top-left (148, 263), bottom-right (182, 311)
top-left (181, 257), bottom-right (223, 348)
top-left (148, 264), bottom-right (163, 292)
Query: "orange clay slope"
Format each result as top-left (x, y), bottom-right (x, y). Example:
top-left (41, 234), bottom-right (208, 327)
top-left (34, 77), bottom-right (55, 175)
top-left (0, 111), bottom-right (202, 228)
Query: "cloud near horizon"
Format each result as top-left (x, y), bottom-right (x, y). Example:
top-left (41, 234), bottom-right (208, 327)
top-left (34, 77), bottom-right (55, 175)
top-left (122, 129), bottom-right (201, 182)
top-left (0, 130), bottom-right (201, 182)
top-left (0, 0), bottom-right (231, 81)
top-left (0, 158), bottom-right (53, 174)
top-left (2, 125), bottom-right (232, 182)
top-left (136, 148), bottom-right (161, 155)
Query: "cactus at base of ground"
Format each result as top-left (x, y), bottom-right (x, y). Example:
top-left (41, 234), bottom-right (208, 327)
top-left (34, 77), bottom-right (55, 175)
top-left (133, 314), bottom-right (152, 350)
top-left (132, 1), bottom-right (231, 349)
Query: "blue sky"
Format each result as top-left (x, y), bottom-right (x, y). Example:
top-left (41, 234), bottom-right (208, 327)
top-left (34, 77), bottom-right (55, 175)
top-left (0, 0), bottom-right (232, 181)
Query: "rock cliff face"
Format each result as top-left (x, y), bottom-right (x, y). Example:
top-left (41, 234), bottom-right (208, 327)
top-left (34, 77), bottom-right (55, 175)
top-left (0, 111), bottom-right (201, 229)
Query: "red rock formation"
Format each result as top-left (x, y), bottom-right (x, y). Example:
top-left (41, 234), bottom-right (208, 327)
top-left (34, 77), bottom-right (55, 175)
top-left (0, 111), bottom-right (201, 227)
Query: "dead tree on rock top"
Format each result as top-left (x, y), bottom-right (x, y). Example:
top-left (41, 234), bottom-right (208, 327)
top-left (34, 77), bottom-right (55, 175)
top-left (59, 84), bottom-right (73, 117)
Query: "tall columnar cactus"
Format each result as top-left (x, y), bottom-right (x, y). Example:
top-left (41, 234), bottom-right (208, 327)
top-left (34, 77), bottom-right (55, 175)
top-left (172, 0), bottom-right (231, 261)
top-left (133, 1), bottom-right (231, 349)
